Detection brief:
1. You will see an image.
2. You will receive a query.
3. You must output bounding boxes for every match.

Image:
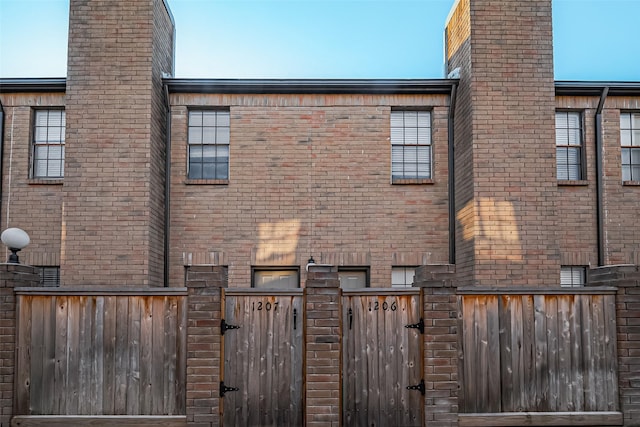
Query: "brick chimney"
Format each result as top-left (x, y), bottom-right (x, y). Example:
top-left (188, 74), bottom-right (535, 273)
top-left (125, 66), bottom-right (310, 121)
top-left (61, 0), bottom-right (174, 286)
top-left (446, 0), bottom-right (560, 287)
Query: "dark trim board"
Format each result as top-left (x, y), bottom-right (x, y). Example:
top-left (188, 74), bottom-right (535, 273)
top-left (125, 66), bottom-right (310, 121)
top-left (458, 412), bottom-right (623, 427)
top-left (11, 416), bottom-right (186, 427)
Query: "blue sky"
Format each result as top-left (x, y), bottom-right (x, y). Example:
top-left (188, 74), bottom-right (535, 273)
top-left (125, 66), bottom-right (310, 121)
top-left (0, 0), bottom-right (638, 81)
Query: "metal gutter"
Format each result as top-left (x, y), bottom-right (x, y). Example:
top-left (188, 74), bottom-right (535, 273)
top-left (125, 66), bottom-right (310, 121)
top-left (555, 81), bottom-right (640, 96)
top-left (448, 82), bottom-right (458, 265)
top-left (164, 78), bottom-right (457, 95)
top-left (595, 87), bottom-right (609, 266)
top-left (0, 78), bottom-right (66, 93)
top-left (0, 100), bottom-right (4, 228)
top-left (163, 83), bottom-right (171, 287)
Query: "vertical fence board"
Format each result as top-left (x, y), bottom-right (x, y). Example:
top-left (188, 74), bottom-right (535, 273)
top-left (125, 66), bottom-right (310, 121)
top-left (53, 296), bottom-right (68, 414)
top-left (66, 297), bottom-right (81, 414)
top-left (30, 297), bottom-right (45, 415)
top-left (114, 296), bottom-right (130, 414)
top-left (92, 297), bottom-right (105, 414)
top-left (570, 295), bottom-right (584, 411)
top-left (102, 296), bottom-right (117, 415)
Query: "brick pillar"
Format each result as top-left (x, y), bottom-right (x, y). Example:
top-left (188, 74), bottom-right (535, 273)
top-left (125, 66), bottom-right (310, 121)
top-left (305, 265), bottom-right (341, 427)
top-left (415, 264), bottom-right (458, 427)
top-left (591, 264), bottom-right (640, 426)
top-left (185, 266), bottom-right (226, 427)
top-left (0, 264), bottom-right (39, 425)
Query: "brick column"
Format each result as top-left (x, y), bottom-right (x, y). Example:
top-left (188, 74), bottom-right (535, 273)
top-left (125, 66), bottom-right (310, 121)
top-left (591, 264), bottom-right (640, 426)
top-left (415, 264), bottom-right (458, 427)
top-left (185, 266), bottom-right (226, 427)
top-left (0, 264), bottom-right (39, 425)
top-left (305, 265), bottom-right (341, 427)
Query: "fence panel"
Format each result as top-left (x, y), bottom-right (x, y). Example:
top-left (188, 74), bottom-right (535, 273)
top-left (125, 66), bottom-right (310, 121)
top-left (222, 289), bottom-right (304, 427)
top-left (459, 290), bottom-right (618, 414)
top-left (15, 291), bottom-right (187, 416)
top-left (342, 289), bottom-right (423, 427)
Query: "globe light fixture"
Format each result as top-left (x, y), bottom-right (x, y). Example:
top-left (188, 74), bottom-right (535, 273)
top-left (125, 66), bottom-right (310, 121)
top-left (1, 228), bottom-right (30, 264)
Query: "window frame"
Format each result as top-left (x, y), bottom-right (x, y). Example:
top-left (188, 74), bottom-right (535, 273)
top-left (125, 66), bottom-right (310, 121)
top-left (251, 266), bottom-right (300, 289)
top-left (390, 109), bottom-right (433, 184)
top-left (31, 108), bottom-right (65, 179)
top-left (186, 108), bottom-right (230, 183)
top-left (555, 110), bottom-right (585, 182)
top-left (620, 112), bottom-right (640, 183)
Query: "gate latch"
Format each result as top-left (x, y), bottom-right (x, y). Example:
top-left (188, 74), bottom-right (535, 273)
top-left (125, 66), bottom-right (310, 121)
top-left (221, 319), bottom-right (240, 335)
top-left (405, 317), bottom-right (424, 334)
top-left (406, 379), bottom-right (425, 396)
top-left (220, 381), bottom-right (239, 397)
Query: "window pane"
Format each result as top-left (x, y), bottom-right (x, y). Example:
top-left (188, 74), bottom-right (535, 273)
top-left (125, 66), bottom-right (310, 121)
top-left (202, 145), bottom-right (215, 161)
top-left (189, 145), bottom-right (203, 160)
top-left (34, 160), bottom-right (48, 177)
top-left (622, 148), bottom-right (631, 164)
top-left (216, 127), bottom-right (230, 144)
top-left (188, 127), bottom-right (202, 144)
top-left (202, 127), bottom-right (216, 144)
top-left (622, 165), bottom-right (631, 181)
top-left (217, 111), bottom-right (230, 126)
top-left (49, 146), bottom-right (63, 160)
top-left (417, 127), bottom-right (431, 145)
top-left (48, 160), bottom-right (62, 177)
top-left (631, 148), bottom-right (640, 164)
top-left (390, 128), bottom-right (404, 144)
top-left (417, 111), bottom-right (430, 127)
top-left (202, 163), bottom-right (215, 179)
top-left (202, 111), bottom-right (216, 126)
top-left (621, 129), bottom-right (632, 147)
top-left (188, 163), bottom-right (202, 179)
top-left (404, 146), bottom-right (417, 163)
top-left (404, 127), bottom-right (418, 144)
top-left (633, 130), bottom-right (640, 146)
top-left (34, 127), bottom-right (49, 143)
top-left (188, 111), bottom-right (202, 126)
top-left (48, 110), bottom-right (63, 127)
top-left (216, 162), bottom-right (229, 179)
top-left (217, 145), bottom-right (230, 162)
top-left (620, 113), bottom-right (631, 129)
top-left (632, 113), bottom-right (640, 129)
top-left (390, 111), bottom-right (404, 127)
top-left (391, 146), bottom-right (404, 163)
top-left (35, 111), bottom-right (49, 127)
top-left (567, 128), bottom-right (581, 146)
top-left (556, 128), bottom-right (569, 146)
top-left (403, 111), bottom-right (418, 127)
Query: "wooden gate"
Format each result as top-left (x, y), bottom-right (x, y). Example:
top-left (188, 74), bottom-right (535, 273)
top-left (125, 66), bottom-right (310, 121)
top-left (342, 289), bottom-right (424, 427)
top-left (221, 289), bottom-right (304, 427)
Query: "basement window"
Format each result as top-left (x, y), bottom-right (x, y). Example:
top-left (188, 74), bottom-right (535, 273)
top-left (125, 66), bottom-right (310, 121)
top-left (560, 266), bottom-right (586, 288)
top-left (253, 268), bottom-right (299, 289)
top-left (338, 267), bottom-right (369, 289)
top-left (392, 266), bottom-right (416, 288)
top-left (36, 266), bottom-right (60, 287)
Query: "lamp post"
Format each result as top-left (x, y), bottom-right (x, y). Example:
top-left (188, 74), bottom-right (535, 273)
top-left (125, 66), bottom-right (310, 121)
top-left (1, 228), bottom-right (30, 264)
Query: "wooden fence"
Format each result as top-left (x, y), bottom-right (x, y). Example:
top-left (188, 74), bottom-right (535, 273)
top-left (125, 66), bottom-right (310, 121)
top-left (15, 289), bottom-right (187, 417)
top-left (342, 289), bottom-right (423, 427)
top-left (458, 288), bottom-right (619, 416)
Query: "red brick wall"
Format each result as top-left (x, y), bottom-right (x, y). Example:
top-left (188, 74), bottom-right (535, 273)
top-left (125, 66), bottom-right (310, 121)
top-left (446, 0), bottom-right (561, 287)
top-left (62, 0), bottom-right (173, 286)
top-left (0, 93), bottom-right (65, 267)
top-left (168, 94), bottom-right (451, 288)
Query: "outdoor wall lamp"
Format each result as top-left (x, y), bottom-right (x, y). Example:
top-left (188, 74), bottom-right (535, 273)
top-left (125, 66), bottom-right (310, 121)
top-left (306, 256), bottom-right (315, 271)
top-left (1, 228), bottom-right (30, 264)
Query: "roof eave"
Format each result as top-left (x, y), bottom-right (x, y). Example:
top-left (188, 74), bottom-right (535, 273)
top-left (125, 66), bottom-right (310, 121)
top-left (0, 78), bottom-right (67, 93)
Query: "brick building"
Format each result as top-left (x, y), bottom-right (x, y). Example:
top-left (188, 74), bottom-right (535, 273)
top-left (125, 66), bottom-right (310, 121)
top-left (0, 0), bottom-right (639, 426)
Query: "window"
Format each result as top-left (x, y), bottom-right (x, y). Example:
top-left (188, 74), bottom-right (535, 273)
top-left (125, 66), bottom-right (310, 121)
top-left (391, 110), bottom-right (432, 181)
top-left (36, 266), bottom-right (60, 287)
top-left (392, 267), bottom-right (416, 288)
top-left (560, 266), bottom-right (586, 288)
top-left (338, 267), bottom-right (369, 289)
top-left (253, 268), bottom-right (299, 289)
top-left (621, 112), bottom-right (640, 181)
top-left (555, 111), bottom-right (583, 180)
top-left (188, 110), bottom-right (230, 180)
top-left (33, 109), bottom-right (65, 178)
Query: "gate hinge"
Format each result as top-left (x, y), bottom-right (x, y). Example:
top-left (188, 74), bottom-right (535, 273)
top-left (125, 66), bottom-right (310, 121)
top-left (405, 317), bottom-right (424, 334)
top-left (406, 379), bottom-right (425, 396)
top-left (220, 381), bottom-right (239, 397)
top-left (221, 319), bottom-right (240, 335)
